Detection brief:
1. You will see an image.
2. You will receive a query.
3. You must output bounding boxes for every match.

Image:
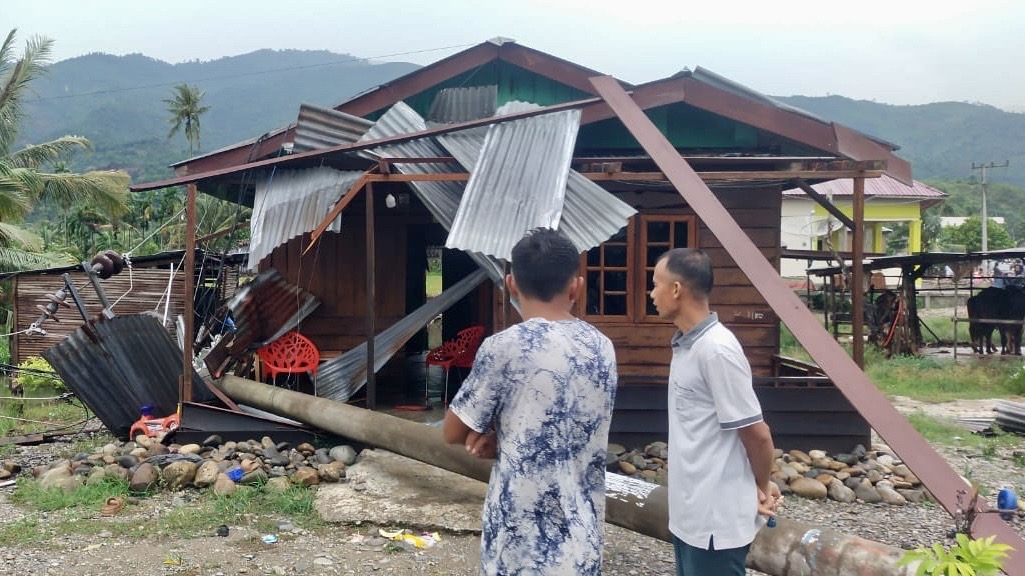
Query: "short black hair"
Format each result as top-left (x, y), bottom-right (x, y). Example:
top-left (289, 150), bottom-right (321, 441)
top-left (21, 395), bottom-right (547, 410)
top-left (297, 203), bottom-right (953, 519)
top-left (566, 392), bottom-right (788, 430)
top-left (658, 248), bottom-right (713, 298)
top-left (510, 228), bottom-right (579, 302)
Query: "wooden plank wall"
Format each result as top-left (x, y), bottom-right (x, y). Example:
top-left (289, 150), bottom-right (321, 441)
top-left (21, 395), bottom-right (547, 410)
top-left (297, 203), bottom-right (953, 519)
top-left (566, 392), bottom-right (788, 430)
top-left (598, 186), bottom-right (781, 382)
top-left (256, 193), bottom-right (410, 363)
top-left (12, 267), bottom-right (185, 365)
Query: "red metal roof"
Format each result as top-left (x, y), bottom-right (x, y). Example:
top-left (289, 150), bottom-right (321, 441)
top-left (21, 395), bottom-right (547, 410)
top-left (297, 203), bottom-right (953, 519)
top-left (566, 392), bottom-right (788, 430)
top-left (783, 175), bottom-right (945, 200)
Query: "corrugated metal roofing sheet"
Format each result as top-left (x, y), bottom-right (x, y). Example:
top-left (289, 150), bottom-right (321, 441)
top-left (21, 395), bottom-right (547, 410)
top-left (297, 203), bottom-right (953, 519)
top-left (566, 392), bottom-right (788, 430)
top-left (315, 269), bottom-right (487, 402)
top-left (437, 101), bottom-right (636, 255)
top-left (445, 109), bottom-right (580, 260)
top-left (427, 85), bottom-right (498, 124)
top-left (204, 268), bottom-right (321, 378)
top-left (42, 314), bottom-right (210, 438)
top-left (249, 167), bottom-right (364, 270)
top-left (357, 103), bottom-right (507, 283)
top-left (293, 104), bottom-right (374, 152)
top-left (782, 175), bottom-right (946, 199)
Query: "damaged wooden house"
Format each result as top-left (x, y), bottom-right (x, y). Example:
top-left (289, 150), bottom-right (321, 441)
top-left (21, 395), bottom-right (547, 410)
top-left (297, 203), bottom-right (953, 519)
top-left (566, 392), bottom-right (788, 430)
top-left (126, 38), bottom-right (914, 452)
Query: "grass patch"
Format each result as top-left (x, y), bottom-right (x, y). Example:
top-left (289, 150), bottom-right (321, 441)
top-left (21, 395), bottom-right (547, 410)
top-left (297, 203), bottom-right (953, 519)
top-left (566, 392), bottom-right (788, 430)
top-left (866, 355), bottom-right (1025, 401)
top-left (905, 411), bottom-right (1024, 454)
top-left (426, 271), bottom-right (442, 298)
top-left (0, 397), bottom-right (92, 438)
top-left (11, 476), bottom-right (129, 511)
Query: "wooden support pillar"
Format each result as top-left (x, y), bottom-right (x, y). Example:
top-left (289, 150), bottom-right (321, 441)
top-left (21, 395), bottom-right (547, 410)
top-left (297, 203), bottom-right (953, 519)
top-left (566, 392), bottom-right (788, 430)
top-left (182, 184), bottom-right (197, 403)
top-left (851, 176), bottom-right (865, 368)
top-left (365, 182), bottom-right (377, 409)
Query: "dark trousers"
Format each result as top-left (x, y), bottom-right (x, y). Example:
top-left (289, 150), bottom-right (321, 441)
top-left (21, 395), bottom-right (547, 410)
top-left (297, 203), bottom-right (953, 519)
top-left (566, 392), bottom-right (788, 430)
top-left (673, 535), bottom-right (750, 576)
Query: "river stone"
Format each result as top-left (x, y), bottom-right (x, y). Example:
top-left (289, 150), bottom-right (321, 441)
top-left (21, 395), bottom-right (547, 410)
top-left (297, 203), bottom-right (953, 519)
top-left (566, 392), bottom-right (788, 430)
top-left (788, 450), bottom-right (812, 465)
top-left (898, 489), bottom-right (926, 504)
top-left (790, 477), bottom-right (828, 500)
top-left (130, 463), bottom-right (159, 493)
top-left (314, 448), bottom-right (332, 464)
top-left (118, 454), bottom-right (140, 469)
top-left (789, 461), bottom-right (810, 474)
top-left (808, 450), bottom-right (827, 460)
top-left (240, 469), bottom-right (268, 486)
top-left (102, 455), bottom-right (116, 465)
top-left (778, 465), bottom-right (800, 482)
top-left (213, 473), bottom-right (236, 496)
top-left (162, 461), bottom-right (198, 491)
top-left (258, 436), bottom-right (273, 449)
top-left (847, 466), bottom-right (865, 477)
top-left (0, 469), bottom-right (9, 480)
top-left (194, 461), bottom-right (220, 488)
top-left (844, 477), bottom-right (862, 490)
top-left (147, 443), bottom-right (169, 457)
top-left (815, 473), bottom-right (835, 486)
top-left (331, 445), bottom-right (359, 465)
top-left (828, 478), bottom-right (857, 503)
top-left (241, 458), bottom-right (262, 473)
top-left (101, 443), bottom-right (119, 456)
top-left (833, 452), bottom-right (859, 466)
top-left (86, 467), bottom-right (107, 486)
top-left (200, 434), bottom-right (223, 448)
top-left (866, 469), bottom-right (884, 484)
top-left (640, 470), bottom-right (658, 481)
top-left (39, 463), bottom-right (73, 490)
top-left (297, 442), bottom-right (316, 455)
top-left (854, 479), bottom-right (882, 504)
top-left (318, 461), bottom-right (346, 483)
top-left (178, 444), bottom-right (202, 456)
top-left (810, 457), bottom-right (833, 470)
top-left (2, 460), bottom-right (22, 473)
top-left (607, 443), bottom-right (626, 456)
top-left (130, 447), bottom-right (148, 459)
top-left (265, 476), bottom-right (291, 493)
top-left (835, 471), bottom-right (851, 481)
top-left (261, 447), bottom-right (290, 467)
top-left (619, 461), bottom-right (637, 475)
top-left (877, 454), bottom-right (896, 468)
top-left (876, 481), bottom-right (907, 505)
top-left (292, 467), bottom-right (319, 487)
top-left (644, 441), bottom-right (668, 459)
top-left (107, 464), bottom-right (131, 482)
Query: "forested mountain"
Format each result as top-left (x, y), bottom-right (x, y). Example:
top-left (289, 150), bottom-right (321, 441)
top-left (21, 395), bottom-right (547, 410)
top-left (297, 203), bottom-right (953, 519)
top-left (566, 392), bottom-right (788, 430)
top-left (776, 95), bottom-right (1025, 187)
top-left (19, 50), bottom-right (419, 181)
top-left (17, 50), bottom-right (1025, 192)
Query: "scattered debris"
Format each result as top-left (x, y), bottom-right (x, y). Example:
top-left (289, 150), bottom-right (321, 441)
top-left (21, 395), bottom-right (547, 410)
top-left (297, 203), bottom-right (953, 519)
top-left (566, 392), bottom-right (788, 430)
top-left (996, 400), bottom-right (1025, 434)
top-left (261, 534), bottom-right (278, 544)
top-left (100, 497), bottom-right (124, 516)
top-left (378, 528), bottom-right (441, 549)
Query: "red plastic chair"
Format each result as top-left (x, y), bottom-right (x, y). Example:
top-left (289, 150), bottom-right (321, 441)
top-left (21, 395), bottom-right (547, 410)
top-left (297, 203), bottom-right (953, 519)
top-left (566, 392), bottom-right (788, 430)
top-left (425, 325), bottom-right (484, 406)
top-left (257, 330), bottom-right (321, 390)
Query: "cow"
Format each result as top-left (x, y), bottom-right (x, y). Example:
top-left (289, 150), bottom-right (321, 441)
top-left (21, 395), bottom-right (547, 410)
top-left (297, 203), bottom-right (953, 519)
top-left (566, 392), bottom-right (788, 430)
top-left (966, 286), bottom-right (1025, 355)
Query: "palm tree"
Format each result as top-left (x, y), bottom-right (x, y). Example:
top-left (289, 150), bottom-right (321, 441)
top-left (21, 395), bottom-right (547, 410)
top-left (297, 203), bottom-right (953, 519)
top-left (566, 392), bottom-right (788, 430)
top-left (164, 83), bottom-right (210, 156)
top-left (0, 29), bottom-right (129, 271)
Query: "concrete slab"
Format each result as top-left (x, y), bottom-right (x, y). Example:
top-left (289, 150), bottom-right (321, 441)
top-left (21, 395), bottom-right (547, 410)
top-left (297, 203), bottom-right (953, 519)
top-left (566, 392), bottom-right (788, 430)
top-left (316, 449), bottom-right (487, 533)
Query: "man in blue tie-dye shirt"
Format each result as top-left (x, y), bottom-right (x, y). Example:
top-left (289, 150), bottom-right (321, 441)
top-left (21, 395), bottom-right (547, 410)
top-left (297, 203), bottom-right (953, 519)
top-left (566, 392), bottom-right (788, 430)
top-left (444, 228), bottom-right (618, 576)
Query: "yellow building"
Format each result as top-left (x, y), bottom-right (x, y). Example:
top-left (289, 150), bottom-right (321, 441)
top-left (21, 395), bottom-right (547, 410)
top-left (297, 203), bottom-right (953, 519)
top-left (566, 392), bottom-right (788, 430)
top-left (780, 176), bottom-right (945, 278)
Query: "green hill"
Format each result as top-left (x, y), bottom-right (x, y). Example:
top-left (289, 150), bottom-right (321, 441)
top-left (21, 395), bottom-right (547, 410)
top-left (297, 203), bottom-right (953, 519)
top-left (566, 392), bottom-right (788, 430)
top-left (776, 95), bottom-right (1025, 187)
top-left (18, 51), bottom-right (1025, 192)
top-left (19, 50), bottom-right (419, 181)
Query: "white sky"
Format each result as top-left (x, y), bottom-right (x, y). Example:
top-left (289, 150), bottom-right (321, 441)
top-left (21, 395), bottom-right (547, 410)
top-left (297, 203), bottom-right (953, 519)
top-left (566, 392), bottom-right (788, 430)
top-left (7, 0), bottom-right (1025, 110)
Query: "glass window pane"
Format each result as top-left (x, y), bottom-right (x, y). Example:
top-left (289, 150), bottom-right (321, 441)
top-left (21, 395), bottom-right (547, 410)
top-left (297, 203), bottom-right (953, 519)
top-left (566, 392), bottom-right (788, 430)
top-left (604, 270), bottom-right (627, 292)
top-left (586, 247), bottom-right (600, 267)
top-left (604, 294), bottom-right (627, 316)
top-left (647, 245), bottom-right (668, 267)
top-left (646, 297), bottom-right (658, 317)
top-left (605, 244), bottom-right (627, 267)
top-left (673, 221), bottom-right (690, 247)
top-left (586, 271), bottom-right (601, 315)
top-left (609, 225), bottom-right (628, 243)
top-left (647, 221), bottom-right (670, 242)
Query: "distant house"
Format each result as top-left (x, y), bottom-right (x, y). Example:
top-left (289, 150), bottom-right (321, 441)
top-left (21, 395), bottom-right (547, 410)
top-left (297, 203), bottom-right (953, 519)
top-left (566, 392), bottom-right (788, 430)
top-left (780, 176), bottom-right (945, 278)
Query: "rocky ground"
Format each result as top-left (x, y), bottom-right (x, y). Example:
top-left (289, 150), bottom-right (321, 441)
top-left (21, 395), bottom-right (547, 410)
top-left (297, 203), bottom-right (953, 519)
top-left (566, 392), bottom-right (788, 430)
top-left (0, 398), bottom-right (1023, 575)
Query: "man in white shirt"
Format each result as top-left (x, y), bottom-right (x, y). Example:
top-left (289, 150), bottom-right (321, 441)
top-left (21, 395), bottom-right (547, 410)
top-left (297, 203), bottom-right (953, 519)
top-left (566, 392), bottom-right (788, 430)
top-left (649, 248), bottom-right (781, 575)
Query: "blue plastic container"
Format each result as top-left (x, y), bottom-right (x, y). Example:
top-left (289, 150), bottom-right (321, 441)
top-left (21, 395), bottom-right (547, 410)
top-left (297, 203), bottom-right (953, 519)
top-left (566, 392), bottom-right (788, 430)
top-left (997, 487), bottom-right (1018, 520)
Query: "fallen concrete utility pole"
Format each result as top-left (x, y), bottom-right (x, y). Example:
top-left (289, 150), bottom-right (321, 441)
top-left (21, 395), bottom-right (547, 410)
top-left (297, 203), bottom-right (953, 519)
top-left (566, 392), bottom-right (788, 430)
top-left (216, 376), bottom-right (918, 574)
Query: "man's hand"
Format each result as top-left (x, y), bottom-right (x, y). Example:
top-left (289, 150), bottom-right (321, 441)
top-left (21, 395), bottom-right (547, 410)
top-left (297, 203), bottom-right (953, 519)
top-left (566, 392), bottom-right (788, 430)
top-left (465, 430), bottom-right (497, 459)
top-left (757, 482), bottom-right (783, 517)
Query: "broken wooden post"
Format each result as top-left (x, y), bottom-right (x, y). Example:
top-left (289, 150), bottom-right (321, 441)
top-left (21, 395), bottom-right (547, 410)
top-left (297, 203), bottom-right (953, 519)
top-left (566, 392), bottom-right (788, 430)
top-left (215, 375), bottom-right (917, 576)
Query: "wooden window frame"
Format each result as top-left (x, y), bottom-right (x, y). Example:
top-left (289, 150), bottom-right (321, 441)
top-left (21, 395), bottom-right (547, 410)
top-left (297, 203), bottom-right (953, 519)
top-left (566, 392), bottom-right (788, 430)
top-left (579, 219), bottom-right (635, 320)
top-left (579, 214), bottom-right (698, 323)
top-left (638, 214), bottom-right (698, 322)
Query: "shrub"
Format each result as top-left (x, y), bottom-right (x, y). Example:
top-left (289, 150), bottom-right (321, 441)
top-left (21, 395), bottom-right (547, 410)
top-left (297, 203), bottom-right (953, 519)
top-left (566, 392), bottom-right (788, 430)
top-left (898, 534), bottom-right (1012, 576)
top-left (16, 356), bottom-right (64, 394)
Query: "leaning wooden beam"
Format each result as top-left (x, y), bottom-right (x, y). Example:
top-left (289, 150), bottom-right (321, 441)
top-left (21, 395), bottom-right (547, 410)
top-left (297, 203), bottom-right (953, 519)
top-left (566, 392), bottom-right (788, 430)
top-left (303, 171), bottom-right (373, 255)
top-left (356, 170), bottom-right (883, 184)
top-left (794, 178), bottom-right (856, 230)
top-left (588, 74), bottom-right (1025, 574)
top-left (852, 177), bottom-right (866, 368)
top-left (196, 220), bottom-right (250, 244)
